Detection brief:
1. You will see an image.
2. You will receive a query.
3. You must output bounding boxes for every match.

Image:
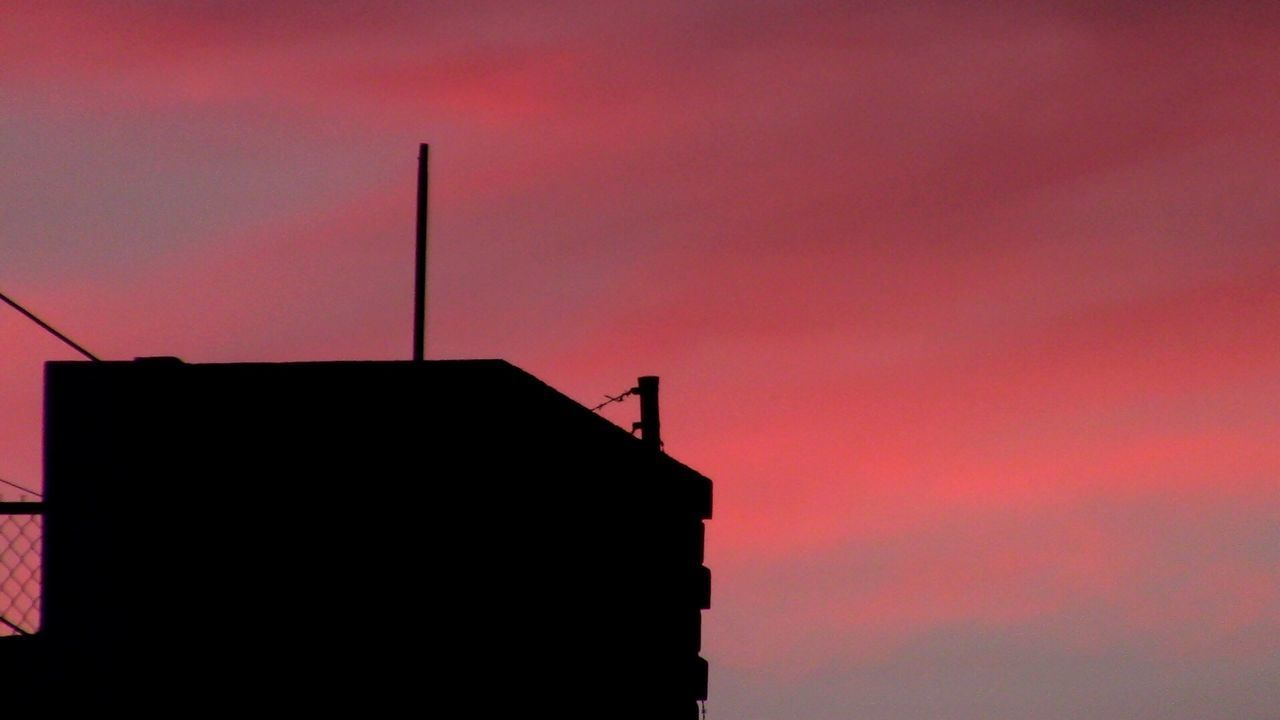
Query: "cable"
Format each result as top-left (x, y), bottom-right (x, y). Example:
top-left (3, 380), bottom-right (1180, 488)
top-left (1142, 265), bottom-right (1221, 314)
top-left (0, 289), bottom-right (100, 361)
top-left (589, 387), bottom-right (636, 412)
top-left (0, 476), bottom-right (42, 498)
top-left (0, 615), bottom-right (31, 636)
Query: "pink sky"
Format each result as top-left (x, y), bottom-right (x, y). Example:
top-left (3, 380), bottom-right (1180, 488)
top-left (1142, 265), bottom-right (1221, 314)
top-left (3, 3), bottom-right (1279, 717)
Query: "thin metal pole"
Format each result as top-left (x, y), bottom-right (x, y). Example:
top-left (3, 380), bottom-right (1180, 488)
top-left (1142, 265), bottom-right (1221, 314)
top-left (0, 502), bottom-right (45, 514)
top-left (413, 143), bottom-right (429, 361)
top-left (0, 290), bottom-right (100, 361)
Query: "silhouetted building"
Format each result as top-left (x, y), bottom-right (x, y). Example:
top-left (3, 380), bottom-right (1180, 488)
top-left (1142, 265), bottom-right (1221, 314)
top-left (1, 358), bottom-right (711, 716)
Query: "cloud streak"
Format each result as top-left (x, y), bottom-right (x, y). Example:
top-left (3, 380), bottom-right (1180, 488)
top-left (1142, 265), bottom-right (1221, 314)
top-left (3, 3), bottom-right (1279, 717)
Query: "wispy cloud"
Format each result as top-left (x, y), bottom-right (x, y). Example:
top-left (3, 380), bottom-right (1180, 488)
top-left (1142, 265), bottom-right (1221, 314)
top-left (3, 3), bottom-right (1279, 717)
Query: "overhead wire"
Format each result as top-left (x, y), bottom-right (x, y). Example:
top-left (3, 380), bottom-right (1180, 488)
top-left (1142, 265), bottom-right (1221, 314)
top-left (0, 289), bottom-right (100, 361)
top-left (0, 615), bottom-right (30, 636)
top-left (0, 475), bottom-right (42, 498)
top-left (0, 287), bottom-right (87, 503)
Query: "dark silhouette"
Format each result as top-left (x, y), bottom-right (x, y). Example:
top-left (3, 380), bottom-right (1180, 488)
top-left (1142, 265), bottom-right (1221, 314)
top-left (413, 143), bottom-right (430, 361)
top-left (1, 358), bottom-right (711, 717)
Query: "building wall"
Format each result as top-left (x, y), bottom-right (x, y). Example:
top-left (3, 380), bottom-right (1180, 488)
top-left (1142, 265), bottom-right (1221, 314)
top-left (34, 359), bottom-right (710, 716)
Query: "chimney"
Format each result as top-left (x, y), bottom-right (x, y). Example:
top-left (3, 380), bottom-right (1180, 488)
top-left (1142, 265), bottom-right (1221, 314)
top-left (634, 375), bottom-right (662, 452)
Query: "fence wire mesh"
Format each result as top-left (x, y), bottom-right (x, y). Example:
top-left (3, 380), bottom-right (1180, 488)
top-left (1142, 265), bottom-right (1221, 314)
top-left (0, 509), bottom-right (42, 636)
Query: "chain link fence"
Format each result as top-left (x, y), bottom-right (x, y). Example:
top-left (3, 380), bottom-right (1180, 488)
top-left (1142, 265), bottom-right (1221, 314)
top-left (0, 505), bottom-right (42, 636)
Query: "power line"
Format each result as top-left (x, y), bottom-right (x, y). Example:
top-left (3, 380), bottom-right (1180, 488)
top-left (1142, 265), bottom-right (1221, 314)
top-left (0, 289), bottom-right (100, 361)
top-left (0, 475), bottom-right (42, 498)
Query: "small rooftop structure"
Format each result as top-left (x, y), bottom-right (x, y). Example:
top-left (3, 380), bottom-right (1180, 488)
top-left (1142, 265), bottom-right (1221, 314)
top-left (2, 358), bottom-right (711, 717)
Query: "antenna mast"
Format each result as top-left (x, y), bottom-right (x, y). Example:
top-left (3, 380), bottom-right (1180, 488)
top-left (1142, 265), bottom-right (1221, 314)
top-left (413, 143), bottom-right (429, 361)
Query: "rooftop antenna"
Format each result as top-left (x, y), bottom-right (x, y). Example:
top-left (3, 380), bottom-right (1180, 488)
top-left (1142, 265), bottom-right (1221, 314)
top-left (413, 143), bottom-right (429, 361)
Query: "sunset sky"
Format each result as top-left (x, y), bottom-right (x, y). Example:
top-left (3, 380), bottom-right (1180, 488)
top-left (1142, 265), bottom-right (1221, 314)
top-left (3, 3), bottom-right (1279, 717)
